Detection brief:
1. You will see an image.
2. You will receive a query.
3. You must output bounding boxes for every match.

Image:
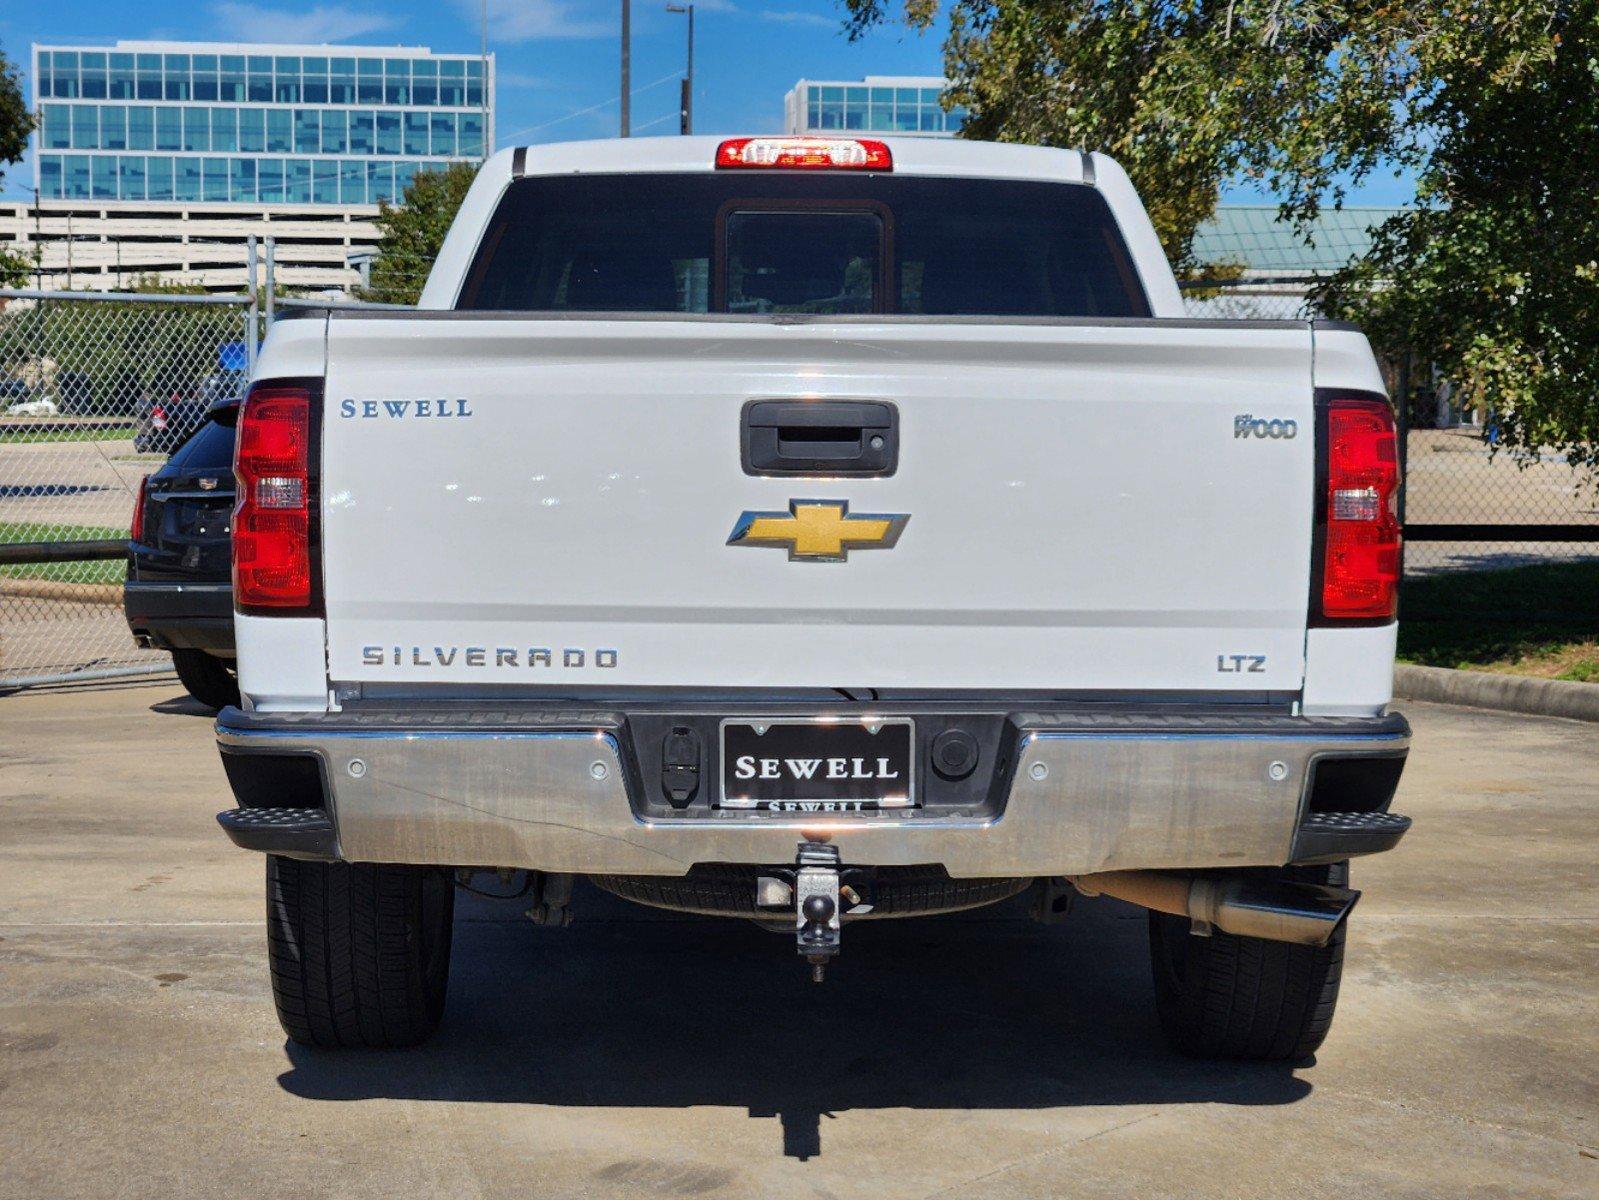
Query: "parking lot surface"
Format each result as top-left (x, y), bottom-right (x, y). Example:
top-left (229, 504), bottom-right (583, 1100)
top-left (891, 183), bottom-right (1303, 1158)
top-left (1, 682), bottom-right (1595, 1198)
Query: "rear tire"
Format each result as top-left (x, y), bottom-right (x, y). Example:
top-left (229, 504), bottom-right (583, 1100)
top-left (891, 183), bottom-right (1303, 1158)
top-left (170, 648), bottom-right (240, 711)
top-left (266, 856), bottom-right (455, 1049)
top-left (1148, 863), bottom-right (1349, 1061)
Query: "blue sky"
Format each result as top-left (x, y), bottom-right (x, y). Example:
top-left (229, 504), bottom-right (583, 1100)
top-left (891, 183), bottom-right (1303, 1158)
top-left (0, 0), bottom-right (1415, 206)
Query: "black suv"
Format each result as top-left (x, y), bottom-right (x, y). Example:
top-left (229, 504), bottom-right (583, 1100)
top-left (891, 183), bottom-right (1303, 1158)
top-left (124, 401), bottom-right (239, 709)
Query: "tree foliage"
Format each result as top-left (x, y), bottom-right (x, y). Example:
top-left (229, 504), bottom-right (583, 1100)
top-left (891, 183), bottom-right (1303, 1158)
top-left (841, 2), bottom-right (1598, 473)
top-left (0, 42), bottom-right (35, 287)
top-left (357, 162), bottom-right (478, 305)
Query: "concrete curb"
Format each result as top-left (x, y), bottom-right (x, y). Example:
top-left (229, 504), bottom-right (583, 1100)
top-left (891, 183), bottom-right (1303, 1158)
top-left (1395, 663), bottom-right (1599, 723)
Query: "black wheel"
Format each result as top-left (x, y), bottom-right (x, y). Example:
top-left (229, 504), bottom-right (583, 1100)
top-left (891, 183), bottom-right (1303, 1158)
top-left (1148, 863), bottom-right (1349, 1061)
top-left (170, 649), bottom-right (240, 711)
top-left (266, 856), bottom-right (455, 1049)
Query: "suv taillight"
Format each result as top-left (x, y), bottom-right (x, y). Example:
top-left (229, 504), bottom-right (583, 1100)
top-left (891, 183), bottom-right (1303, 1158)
top-left (1317, 393), bottom-right (1401, 621)
top-left (233, 380), bottom-right (319, 613)
top-left (715, 137), bottom-right (892, 171)
top-left (130, 474), bottom-right (149, 543)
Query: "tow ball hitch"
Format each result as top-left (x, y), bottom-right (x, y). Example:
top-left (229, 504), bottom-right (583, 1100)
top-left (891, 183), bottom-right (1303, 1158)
top-left (756, 841), bottom-right (874, 983)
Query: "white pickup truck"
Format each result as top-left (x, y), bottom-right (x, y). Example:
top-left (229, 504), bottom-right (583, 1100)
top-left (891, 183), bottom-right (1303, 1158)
top-left (216, 135), bottom-right (1410, 1058)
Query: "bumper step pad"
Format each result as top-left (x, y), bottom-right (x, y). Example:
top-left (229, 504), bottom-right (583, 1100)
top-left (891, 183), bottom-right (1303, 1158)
top-left (1292, 810), bottom-right (1411, 864)
top-left (216, 807), bottom-right (338, 860)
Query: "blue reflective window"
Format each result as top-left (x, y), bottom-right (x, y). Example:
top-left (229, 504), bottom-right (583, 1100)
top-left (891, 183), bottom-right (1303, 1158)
top-left (137, 58), bottom-right (162, 101)
top-left (358, 58), bottom-right (383, 104)
top-left (128, 106), bottom-right (154, 150)
top-left (211, 107), bottom-right (237, 152)
top-left (37, 56), bottom-right (53, 98)
top-left (466, 80), bottom-right (482, 108)
top-left (340, 159), bottom-right (365, 204)
top-left (183, 107), bottom-right (209, 152)
top-left (156, 108), bottom-right (182, 151)
top-left (81, 52), bottom-right (107, 99)
top-left (101, 105), bottom-right (127, 150)
top-left (53, 52), bottom-right (79, 98)
top-left (266, 109), bottom-right (291, 154)
top-left (430, 112), bottom-right (455, 156)
top-left (385, 58), bottom-right (410, 105)
top-left (275, 57), bottom-right (301, 103)
top-left (366, 159), bottom-right (393, 203)
top-left (170, 156), bottom-right (196, 202)
top-left (330, 57), bottom-right (355, 104)
top-left (41, 155), bottom-right (64, 199)
top-left (92, 155), bottom-right (118, 199)
top-left (438, 59), bottom-right (464, 106)
top-left (313, 159), bottom-right (339, 203)
top-left (193, 55), bottom-right (218, 102)
top-left (231, 157), bottom-right (256, 202)
top-left (395, 160), bottom-right (420, 195)
top-left (118, 155), bottom-right (145, 201)
top-left (404, 111), bottom-right (429, 156)
top-left (920, 106), bottom-right (940, 132)
top-left (321, 109), bottom-right (347, 154)
top-left (349, 110), bottom-right (375, 155)
top-left (146, 155), bottom-right (173, 201)
top-left (41, 104), bottom-right (71, 150)
top-left (165, 55), bottom-right (191, 101)
top-left (287, 158), bottom-right (312, 204)
top-left (239, 108), bottom-right (265, 153)
top-left (220, 55), bottom-right (246, 101)
top-left (247, 57), bottom-right (272, 102)
top-left (65, 154), bottom-right (90, 199)
top-left (458, 112), bottom-right (483, 157)
top-left (816, 101), bottom-right (842, 131)
top-left (202, 157), bottom-right (229, 202)
top-left (466, 59), bottom-right (482, 79)
top-left (303, 55), bottom-right (328, 104)
top-left (412, 58), bottom-right (437, 106)
top-left (294, 109), bottom-right (319, 153)
top-left (376, 111), bottom-right (401, 155)
top-left (109, 54), bottom-right (135, 100)
top-left (258, 158), bottom-right (284, 204)
top-left (71, 106), bottom-right (98, 149)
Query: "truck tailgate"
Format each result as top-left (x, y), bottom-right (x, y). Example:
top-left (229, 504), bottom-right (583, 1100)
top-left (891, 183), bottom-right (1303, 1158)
top-left (320, 317), bottom-right (1315, 693)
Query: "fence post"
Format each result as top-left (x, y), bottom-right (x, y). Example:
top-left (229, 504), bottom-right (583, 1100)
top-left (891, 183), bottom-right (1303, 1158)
top-left (1395, 354), bottom-right (1411, 527)
top-left (246, 235), bottom-right (259, 377)
top-left (264, 237), bottom-right (276, 326)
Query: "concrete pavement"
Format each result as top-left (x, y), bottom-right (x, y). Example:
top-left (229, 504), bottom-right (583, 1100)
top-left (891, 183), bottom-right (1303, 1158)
top-left (1, 683), bottom-right (1595, 1197)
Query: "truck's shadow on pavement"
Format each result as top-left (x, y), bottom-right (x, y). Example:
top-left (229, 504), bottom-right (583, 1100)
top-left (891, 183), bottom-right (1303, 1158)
top-left (278, 883), bottom-right (1311, 1159)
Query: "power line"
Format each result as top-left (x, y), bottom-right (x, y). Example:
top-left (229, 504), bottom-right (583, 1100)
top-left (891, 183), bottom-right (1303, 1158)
top-left (498, 72), bottom-right (681, 142)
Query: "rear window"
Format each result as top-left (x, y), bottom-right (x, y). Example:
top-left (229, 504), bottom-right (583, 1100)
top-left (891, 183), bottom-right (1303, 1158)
top-left (166, 408), bottom-right (237, 472)
top-left (458, 174), bottom-right (1149, 318)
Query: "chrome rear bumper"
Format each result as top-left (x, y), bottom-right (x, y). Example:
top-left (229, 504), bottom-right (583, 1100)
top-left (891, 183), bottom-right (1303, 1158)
top-left (215, 707), bottom-right (1409, 877)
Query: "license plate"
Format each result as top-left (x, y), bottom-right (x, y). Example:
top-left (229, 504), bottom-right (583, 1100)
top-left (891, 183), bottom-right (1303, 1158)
top-left (720, 718), bottom-right (915, 812)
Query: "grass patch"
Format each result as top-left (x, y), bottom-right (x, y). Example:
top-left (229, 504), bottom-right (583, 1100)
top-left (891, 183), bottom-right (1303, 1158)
top-left (1398, 561), bottom-right (1599, 682)
top-left (0, 522), bottom-right (127, 585)
top-left (0, 424), bottom-right (136, 445)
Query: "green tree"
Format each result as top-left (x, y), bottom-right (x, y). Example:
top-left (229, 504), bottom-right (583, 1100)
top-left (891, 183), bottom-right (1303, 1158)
top-left (357, 162), bottom-right (478, 305)
top-left (841, 2), bottom-right (1598, 475)
top-left (0, 42), bottom-right (36, 286)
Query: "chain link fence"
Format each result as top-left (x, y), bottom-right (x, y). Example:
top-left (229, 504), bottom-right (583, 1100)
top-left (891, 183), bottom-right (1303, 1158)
top-left (0, 288), bottom-right (255, 686)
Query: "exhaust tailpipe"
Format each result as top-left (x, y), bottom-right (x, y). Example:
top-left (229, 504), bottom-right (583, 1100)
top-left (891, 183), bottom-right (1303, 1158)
top-left (1069, 870), bottom-right (1358, 946)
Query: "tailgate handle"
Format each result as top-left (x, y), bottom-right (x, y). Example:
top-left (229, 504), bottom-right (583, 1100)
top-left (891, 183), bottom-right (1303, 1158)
top-left (741, 400), bottom-right (898, 477)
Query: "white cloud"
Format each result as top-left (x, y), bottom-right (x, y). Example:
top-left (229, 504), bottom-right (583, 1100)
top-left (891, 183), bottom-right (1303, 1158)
top-left (459, 0), bottom-right (613, 42)
top-left (759, 9), bottom-right (838, 29)
top-left (208, 2), bottom-right (399, 44)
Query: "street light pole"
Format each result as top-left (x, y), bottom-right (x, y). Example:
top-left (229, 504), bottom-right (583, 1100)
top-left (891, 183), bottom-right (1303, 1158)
top-left (666, 3), bottom-right (695, 135)
top-left (620, 0), bottom-right (631, 137)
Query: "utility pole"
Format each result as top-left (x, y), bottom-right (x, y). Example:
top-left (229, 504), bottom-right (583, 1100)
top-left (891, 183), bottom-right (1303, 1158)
top-left (666, 3), bottom-right (694, 135)
top-left (29, 187), bottom-right (43, 290)
top-left (620, 0), bottom-right (631, 137)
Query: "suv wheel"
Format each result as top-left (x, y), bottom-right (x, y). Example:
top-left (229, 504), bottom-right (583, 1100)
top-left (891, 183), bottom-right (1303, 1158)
top-left (266, 857), bottom-right (455, 1049)
top-left (170, 649), bottom-right (240, 711)
top-left (1148, 862), bottom-right (1349, 1061)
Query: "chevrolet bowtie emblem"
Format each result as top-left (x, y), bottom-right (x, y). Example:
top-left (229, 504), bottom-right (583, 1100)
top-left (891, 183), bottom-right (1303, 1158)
top-left (727, 500), bottom-right (909, 562)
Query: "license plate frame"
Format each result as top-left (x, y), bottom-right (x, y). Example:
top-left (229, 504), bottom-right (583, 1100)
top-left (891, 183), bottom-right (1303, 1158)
top-left (718, 717), bottom-right (916, 812)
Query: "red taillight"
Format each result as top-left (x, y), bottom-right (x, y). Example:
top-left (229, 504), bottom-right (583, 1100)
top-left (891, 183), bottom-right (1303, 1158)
top-left (234, 381), bottom-right (317, 612)
top-left (1320, 396), bottom-right (1401, 620)
top-left (150, 404), bottom-right (167, 430)
top-left (130, 474), bottom-right (149, 543)
top-left (715, 137), bottom-right (892, 171)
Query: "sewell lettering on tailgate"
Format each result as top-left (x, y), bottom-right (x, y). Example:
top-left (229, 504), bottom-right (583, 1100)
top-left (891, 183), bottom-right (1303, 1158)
top-left (339, 398), bottom-right (474, 419)
top-left (361, 645), bottom-right (618, 669)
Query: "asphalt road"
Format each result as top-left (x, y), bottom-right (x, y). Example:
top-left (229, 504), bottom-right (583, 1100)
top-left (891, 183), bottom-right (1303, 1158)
top-left (1, 682), bottom-right (1594, 1198)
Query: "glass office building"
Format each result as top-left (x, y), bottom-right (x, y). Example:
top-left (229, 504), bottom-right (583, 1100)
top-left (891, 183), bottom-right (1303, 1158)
top-left (784, 77), bottom-right (965, 138)
top-left (32, 41), bottom-right (493, 206)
